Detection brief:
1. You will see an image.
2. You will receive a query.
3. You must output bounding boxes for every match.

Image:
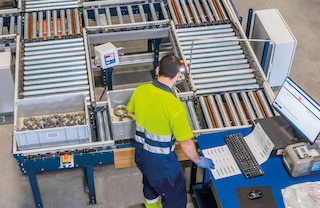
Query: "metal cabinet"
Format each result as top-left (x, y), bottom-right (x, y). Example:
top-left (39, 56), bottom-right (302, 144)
top-left (249, 9), bottom-right (297, 87)
top-left (0, 51), bottom-right (14, 114)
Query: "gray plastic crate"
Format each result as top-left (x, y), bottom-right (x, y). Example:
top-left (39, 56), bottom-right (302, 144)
top-left (107, 88), bottom-right (135, 140)
top-left (14, 93), bottom-right (92, 150)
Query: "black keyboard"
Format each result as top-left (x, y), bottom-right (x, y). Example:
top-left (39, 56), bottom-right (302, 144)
top-left (224, 133), bottom-right (264, 178)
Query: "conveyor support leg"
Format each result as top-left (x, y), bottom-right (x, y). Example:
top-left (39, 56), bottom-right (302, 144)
top-left (107, 67), bottom-right (113, 91)
top-left (245, 8), bottom-right (253, 38)
top-left (85, 166), bottom-right (97, 205)
top-left (261, 41), bottom-right (270, 71)
top-left (153, 39), bottom-right (161, 78)
top-left (201, 169), bottom-right (211, 193)
top-left (189, 162), bottom-right (198, 194)
top-left (101, 67), bottom-right (114, 90)
top-left (28, 172), bottom-right (43, 208)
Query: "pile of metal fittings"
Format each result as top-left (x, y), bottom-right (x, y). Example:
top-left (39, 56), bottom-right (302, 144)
top-left (114, 105), bottom-right (134, 121)
top-left (21, 112), bottom-right (86, 130)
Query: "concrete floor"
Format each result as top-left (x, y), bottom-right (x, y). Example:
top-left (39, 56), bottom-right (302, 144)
top-left (1, 0), bottom-right (319, 208)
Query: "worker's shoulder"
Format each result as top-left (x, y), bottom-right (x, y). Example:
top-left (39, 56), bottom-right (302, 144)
top-left (136, 83), bottom-right (152, 90)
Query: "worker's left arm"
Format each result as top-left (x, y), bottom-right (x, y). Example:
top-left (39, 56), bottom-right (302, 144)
top-left (178, 138), bottom-right (201, 163)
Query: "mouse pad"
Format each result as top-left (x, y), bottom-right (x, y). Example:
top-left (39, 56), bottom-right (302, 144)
top-left (236, 186), bottom-right (277, 208)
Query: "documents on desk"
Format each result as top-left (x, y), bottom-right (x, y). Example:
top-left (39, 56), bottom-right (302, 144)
top-left (203, 124), bottom-right (275, 179)
top-left (203, 145), bottom-right (242, 179)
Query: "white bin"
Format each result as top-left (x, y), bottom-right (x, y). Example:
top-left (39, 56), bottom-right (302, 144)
top-left (107, 88), bottom-right (135, 141)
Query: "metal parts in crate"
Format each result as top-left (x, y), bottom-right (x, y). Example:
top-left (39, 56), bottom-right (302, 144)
top-left (107, 88), bottom-right (135, 141)
top-left (14, 93), bottom-right (91, 150)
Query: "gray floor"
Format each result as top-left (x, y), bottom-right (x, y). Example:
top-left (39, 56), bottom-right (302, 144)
top-left (1, 0), bottom-right (319, 208)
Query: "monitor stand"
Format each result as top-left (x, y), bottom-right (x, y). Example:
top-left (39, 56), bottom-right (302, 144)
top-left (306, 140), bottom-right (320, 149)
top-left (278, 121), bottom-right (301, 143)
top-left (253, 116), bottom-right (302, 156)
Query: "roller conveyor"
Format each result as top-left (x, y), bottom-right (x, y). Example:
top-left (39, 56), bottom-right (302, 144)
top-left (6, 1), bottom-right (280, 207)
top-left (23, 9), bottom-right (82, 41)
top-left (21, 38), bottom-right (90, 98)
top-left (183, 99), bottom-right (201, 130)
top-left (181, 88), bottom-right (274, 130)
top-left (23, 0), bottom-right (80, 12)
top-left (83, 2), bottom-right (169, 28)
top-left (167, 0), bottom-right (229, 25)
top-left (175, 23), bottom-right (259, 95)
top-left (95, 106), bottom-right (112, 142)
top-left (0, 14), bottom-right (22, 36)
top-left (197, 90), bottom-right (274, 129)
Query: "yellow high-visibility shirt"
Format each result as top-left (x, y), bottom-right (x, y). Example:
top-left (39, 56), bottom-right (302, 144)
top-left (127, 81), bottom-right (194, 142)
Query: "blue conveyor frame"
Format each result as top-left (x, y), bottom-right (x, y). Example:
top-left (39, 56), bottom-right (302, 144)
top-left (13, 150), bottom-right (114, 207)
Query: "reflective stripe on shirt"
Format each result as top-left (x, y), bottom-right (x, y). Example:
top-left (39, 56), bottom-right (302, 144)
top-left (135, 125), bottom-right (174, 154)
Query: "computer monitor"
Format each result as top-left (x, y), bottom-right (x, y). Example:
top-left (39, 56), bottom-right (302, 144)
top-left (272, 77), bottom-right (320, 144)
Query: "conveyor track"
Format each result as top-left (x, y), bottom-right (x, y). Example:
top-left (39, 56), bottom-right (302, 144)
top-left (11, 0), bottom-right (276, 146)
top-left (83, 1), bottom-right (169, 28)
top-left (95, 106), bottom-right (112, 142)
top-left (0, 13), bottom-right (22, 36)
top-left (184, 89), bottom-right (274, 130)
top-left (167, 0), bottom-right (229, 25)
top-left (23, 9), bottom-right (83, 41)
top-left (23, 0), bottom-right (80, 12)
top-left (21, 38), bottom-right (90, 98)
top-left (176, 23), bottom-right (259, 95)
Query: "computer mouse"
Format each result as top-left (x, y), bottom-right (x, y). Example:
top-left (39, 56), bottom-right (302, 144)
top-left (248, 190), bottom-right (263, 200)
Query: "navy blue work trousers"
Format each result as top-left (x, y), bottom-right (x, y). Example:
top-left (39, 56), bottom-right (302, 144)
top-left (142, 168), bottom-right (188, 208)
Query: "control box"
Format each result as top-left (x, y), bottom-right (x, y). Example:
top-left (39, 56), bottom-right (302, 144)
top-left (94, 42), bottom-right (119, 69)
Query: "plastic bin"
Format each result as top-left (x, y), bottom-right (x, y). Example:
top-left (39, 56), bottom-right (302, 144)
top-left (14, 93), bottom-right (92, 150)
top-left (107, 88), bottom-right (135, 140)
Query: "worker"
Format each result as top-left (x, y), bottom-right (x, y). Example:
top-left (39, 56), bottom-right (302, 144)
top-left (127, 54), bottom-right (215, 208)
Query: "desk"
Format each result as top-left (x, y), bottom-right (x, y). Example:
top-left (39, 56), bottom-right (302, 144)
top-left (196, 127), bottom-right (319, 208)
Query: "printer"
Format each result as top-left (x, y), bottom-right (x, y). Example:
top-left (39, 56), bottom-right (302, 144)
top-left (282, 141), bottom-right (320, 177)
top-left (253, 116), bottom-right (301, 157)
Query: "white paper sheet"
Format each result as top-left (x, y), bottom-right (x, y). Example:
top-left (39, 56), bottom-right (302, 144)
top-left (244, 123), bottom-right (275, 165)
top-left (202, 124), bottom-right (275, 180)
top-left (203, 145), bottom-right (241, 179)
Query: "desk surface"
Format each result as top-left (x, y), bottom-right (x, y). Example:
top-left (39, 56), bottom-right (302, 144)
top-left (197, 127), bottom-right (319, 208)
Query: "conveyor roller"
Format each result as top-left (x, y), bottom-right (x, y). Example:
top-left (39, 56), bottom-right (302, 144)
top-left (196, 90), bottom-right (275, 129)
top-left (23, 0), bottom-right (79, 12)
top-left (183, 100), bottom-right (201, 130)
top-left (176, 23), bottom-right (259, 95)
top-left (21, 38), bottom-right (90, 98)
top-left (23, 9), bottom-right (82, 41)
top-left (96, 107), bottom-right (112, 142)
top-left (167, 0), bottom-right (229, 25)
top-left (83, 2), bottom-right (168, 28)
top-left (0, 14), bottom-right (22, 36)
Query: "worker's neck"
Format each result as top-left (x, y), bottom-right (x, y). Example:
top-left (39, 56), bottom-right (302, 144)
top-left (157, 76), bottom-right (175, 89)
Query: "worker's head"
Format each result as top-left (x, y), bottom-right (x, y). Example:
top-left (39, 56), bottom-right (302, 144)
top-left (156, 54), bottom-right (181, 79)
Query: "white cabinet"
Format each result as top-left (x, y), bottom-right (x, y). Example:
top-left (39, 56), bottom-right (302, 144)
top-left (249, 9), bottom-right (297, 87)
top-left (0, 51), bottom-right (14, 114)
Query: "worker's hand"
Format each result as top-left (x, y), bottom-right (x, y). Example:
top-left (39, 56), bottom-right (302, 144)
top-left (196, 156), bottom-right (215, 170)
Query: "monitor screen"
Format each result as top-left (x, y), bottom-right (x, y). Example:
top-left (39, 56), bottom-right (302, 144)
top-left (272, 77), bottom-right (320, 144)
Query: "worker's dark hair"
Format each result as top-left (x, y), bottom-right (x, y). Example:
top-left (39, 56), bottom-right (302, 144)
top-left (158, 54), bottom-right (181, 79)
